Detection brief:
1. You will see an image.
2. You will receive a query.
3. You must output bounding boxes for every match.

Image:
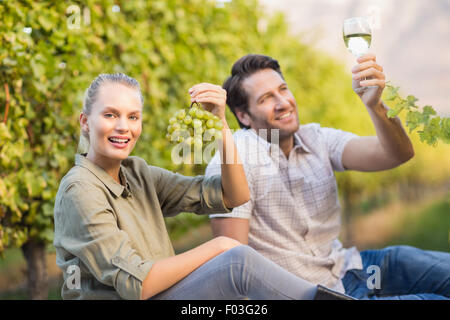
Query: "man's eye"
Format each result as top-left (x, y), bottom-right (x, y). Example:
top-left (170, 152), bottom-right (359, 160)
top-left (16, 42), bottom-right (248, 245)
top-left (105, 113), bottom-right (114, 118)
top-left (130, 115), bottom-right (139, 120)
top-left (260, 96), bottom-right (270, 104)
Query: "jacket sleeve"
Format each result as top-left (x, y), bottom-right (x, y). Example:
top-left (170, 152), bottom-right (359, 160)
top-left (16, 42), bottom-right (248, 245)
top-left (151, 166), bottom-right (231, 217)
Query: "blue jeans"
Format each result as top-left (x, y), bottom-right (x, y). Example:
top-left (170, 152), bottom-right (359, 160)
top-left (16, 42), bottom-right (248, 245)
top-left (342, 245), bottom-right (450, 300)
top-left (151, 245), bottom-right (318, 300)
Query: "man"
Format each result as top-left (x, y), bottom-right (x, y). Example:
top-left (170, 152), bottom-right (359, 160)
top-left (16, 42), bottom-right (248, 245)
top-left (205, 54), bottom-right (450, 299)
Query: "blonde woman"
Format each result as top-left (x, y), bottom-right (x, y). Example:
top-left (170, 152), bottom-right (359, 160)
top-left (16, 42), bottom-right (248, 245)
top-left (53, 73), bottom-right (353, 300)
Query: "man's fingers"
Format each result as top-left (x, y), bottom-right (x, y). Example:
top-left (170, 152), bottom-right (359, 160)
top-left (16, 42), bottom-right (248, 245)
top-left (353, 68), bottom-right (385, 81)
top-left (356, 53), bottom-right (376, 63)
top-left (360, 78), bottom-right (385, 89)
top-left (352, 60), bottom-right (383, 73)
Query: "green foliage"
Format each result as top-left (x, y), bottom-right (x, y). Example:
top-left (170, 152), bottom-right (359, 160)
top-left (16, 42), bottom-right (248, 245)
top-left (1, 0), bottom-right (449, 254)
top-left (385, 83), bottom-right (449, 146)
top-left (0, 0), bottom-right (359, 252)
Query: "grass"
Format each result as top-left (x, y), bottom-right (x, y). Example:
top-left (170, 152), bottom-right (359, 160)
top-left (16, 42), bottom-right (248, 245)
top-left (385, 197), bottom-right (450, 252)
top-left (0, 248), bottom-right (25, 270)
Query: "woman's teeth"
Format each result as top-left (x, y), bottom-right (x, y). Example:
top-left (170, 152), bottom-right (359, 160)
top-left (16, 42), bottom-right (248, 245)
top-left (109, 138), bottom-right (129, 144)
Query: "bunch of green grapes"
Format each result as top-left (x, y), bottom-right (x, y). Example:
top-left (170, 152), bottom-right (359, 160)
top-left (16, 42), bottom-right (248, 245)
top-left (166, 102), bottom-right (223, 148)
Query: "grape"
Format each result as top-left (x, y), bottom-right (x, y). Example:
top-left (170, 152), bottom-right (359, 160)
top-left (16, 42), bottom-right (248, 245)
top-left (185, 137), bottom-right (193, 145)
top-left (214, 121), bottom-right (223, 130)
top-left (166, 102), bottom-right (224, 148)
top-left (188, 106), bottom-right (198, 117)
top-left (195, 109), bottom-right (204, 119)
top-left (193, 119), bottom-right (202, 128)
top-left (169, 117), bottom-right (177, 125)
top-left (172, 122), bottom-right (181, 131)
top-left (214, 131), bottom-right (222, 140)
top-left (176, 109), bottom-right (186, 120)
top-left (193, 137), bottom-right (203, 148)
top-left (183, 115), bottom-right (192, 125)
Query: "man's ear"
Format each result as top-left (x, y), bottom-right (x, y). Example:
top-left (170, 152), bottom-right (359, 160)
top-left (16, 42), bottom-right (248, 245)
top-left (235, 108), bottom-right (251, 128)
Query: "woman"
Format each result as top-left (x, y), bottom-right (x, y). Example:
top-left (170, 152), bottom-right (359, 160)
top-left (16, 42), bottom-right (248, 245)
top-left (53, 73), bottom-right (353, 300)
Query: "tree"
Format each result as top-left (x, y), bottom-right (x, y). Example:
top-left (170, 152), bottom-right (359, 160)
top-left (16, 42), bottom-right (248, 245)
top-left (1, 0), bottom-right (449, 298)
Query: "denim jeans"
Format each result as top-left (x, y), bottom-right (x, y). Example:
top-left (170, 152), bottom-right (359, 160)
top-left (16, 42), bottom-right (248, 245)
top-left (150, 245), bottom-right (318, 300)
top-left (342, 245), bottom-right (450, 300)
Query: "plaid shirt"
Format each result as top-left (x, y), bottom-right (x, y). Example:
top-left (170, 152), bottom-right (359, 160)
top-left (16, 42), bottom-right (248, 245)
top-left (206, 123), bottom-right (363, 292)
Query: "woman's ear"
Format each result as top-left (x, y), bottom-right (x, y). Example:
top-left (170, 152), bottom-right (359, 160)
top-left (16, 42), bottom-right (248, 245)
top-left (79, 113), bottom-right (89, 134)
top-left (235, 108), bottom-right (251, 128)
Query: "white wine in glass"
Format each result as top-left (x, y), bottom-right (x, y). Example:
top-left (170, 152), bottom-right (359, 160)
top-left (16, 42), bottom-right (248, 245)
top-left (343, 17), bottom-right (377, 92)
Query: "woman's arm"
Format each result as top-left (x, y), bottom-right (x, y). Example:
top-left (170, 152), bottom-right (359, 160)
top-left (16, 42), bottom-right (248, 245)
top-left (219, 120), bottom-right (250, 208)
top-left (189, 83), bottom-right (250, 208)
top-left (141, 236), bottom-right (241, 300)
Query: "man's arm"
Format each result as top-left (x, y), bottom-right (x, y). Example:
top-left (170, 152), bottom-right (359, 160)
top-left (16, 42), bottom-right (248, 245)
top-left (343, 54), bottom-right (415, 172)
top-left (211, 217), bottom-right (250, 244)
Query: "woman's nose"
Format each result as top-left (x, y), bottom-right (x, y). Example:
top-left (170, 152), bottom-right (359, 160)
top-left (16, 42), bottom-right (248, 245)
top-left (115, 116), bottom-right (129, 131)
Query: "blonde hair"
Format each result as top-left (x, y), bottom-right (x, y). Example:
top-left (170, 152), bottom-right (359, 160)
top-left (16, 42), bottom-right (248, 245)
top-left (77, 73), bottom-right (143, 154)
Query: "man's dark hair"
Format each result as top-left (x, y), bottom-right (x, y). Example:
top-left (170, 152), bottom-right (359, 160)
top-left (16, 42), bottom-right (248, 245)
top-left (223, 54), bottom-right (284, 129)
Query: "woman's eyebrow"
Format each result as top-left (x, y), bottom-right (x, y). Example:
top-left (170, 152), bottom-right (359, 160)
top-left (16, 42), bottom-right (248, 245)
top-left (103, 106), bottom-right (141, 114)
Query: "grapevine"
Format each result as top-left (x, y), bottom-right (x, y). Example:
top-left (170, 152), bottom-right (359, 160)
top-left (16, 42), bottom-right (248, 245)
top-left (385, 83), bottom-right (450, 146)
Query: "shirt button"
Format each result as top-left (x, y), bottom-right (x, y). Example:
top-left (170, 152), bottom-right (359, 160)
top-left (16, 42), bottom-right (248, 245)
top-left (112, 257), bottom-right (120, 263)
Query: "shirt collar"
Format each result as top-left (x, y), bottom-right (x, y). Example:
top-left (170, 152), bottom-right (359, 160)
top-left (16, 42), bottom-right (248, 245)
top-left (248, 128), bottom-right (311, 154)
top-left (293, 132), bottom-right (311, 153)
top-left (75, 154), bottom-right (131, 198)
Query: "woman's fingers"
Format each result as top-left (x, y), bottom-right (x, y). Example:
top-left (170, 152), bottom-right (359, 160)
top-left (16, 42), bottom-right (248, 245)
top-left (191, 92), bottom-right (225, 102)
top-left (189, 83), bottom-right (225, 97)
top-left (191, 93), bottom-right (225, 109)
top-left (189, 83), bottom-right (227, 119)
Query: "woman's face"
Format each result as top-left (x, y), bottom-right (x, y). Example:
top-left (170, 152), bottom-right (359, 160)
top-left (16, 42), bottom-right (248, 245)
top-left (81, 82), bottom-right (143, 165)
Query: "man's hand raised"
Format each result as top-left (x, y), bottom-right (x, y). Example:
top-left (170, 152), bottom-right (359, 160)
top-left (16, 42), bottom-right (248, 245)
top-left (351, 53), bottom-right (386, 109)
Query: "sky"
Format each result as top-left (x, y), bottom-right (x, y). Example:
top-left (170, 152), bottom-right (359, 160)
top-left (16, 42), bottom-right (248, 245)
top-left (259, 0), bottom-right (450, 116)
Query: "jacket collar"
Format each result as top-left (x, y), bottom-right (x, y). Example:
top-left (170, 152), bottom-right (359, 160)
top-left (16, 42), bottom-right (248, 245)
top-left (75, 154), bottom-right (131, 198)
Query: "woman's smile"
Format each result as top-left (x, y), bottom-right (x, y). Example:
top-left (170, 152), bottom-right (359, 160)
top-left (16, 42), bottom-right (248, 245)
top-left (108, 135), bottom-right (132, 149)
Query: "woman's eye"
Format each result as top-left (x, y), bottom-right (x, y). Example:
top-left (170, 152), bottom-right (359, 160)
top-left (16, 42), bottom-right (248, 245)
top-left (129, 115), bottom-right (139, 120)
top-left (104, 113), bottom-right (114, 118)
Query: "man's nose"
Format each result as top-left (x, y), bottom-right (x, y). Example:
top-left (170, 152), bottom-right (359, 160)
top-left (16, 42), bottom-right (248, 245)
top-left (274, 93), bottom-right (290, 109)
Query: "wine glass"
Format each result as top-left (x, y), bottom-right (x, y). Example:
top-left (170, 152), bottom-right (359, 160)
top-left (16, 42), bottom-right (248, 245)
top-left (343, 17), bottom-right (377, 92)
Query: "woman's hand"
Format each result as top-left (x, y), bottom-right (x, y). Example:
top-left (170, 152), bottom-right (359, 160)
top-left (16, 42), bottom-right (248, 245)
top-left (189, 83), bottom-right (250, 209)
top-left (214, 236), bottom-right (242, 253)
top-left (189, 83), bottom-right (227, 120)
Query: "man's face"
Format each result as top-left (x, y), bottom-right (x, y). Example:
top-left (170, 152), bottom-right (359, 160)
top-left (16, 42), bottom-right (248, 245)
top-left (240, 69), bottom-right (300, 141)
